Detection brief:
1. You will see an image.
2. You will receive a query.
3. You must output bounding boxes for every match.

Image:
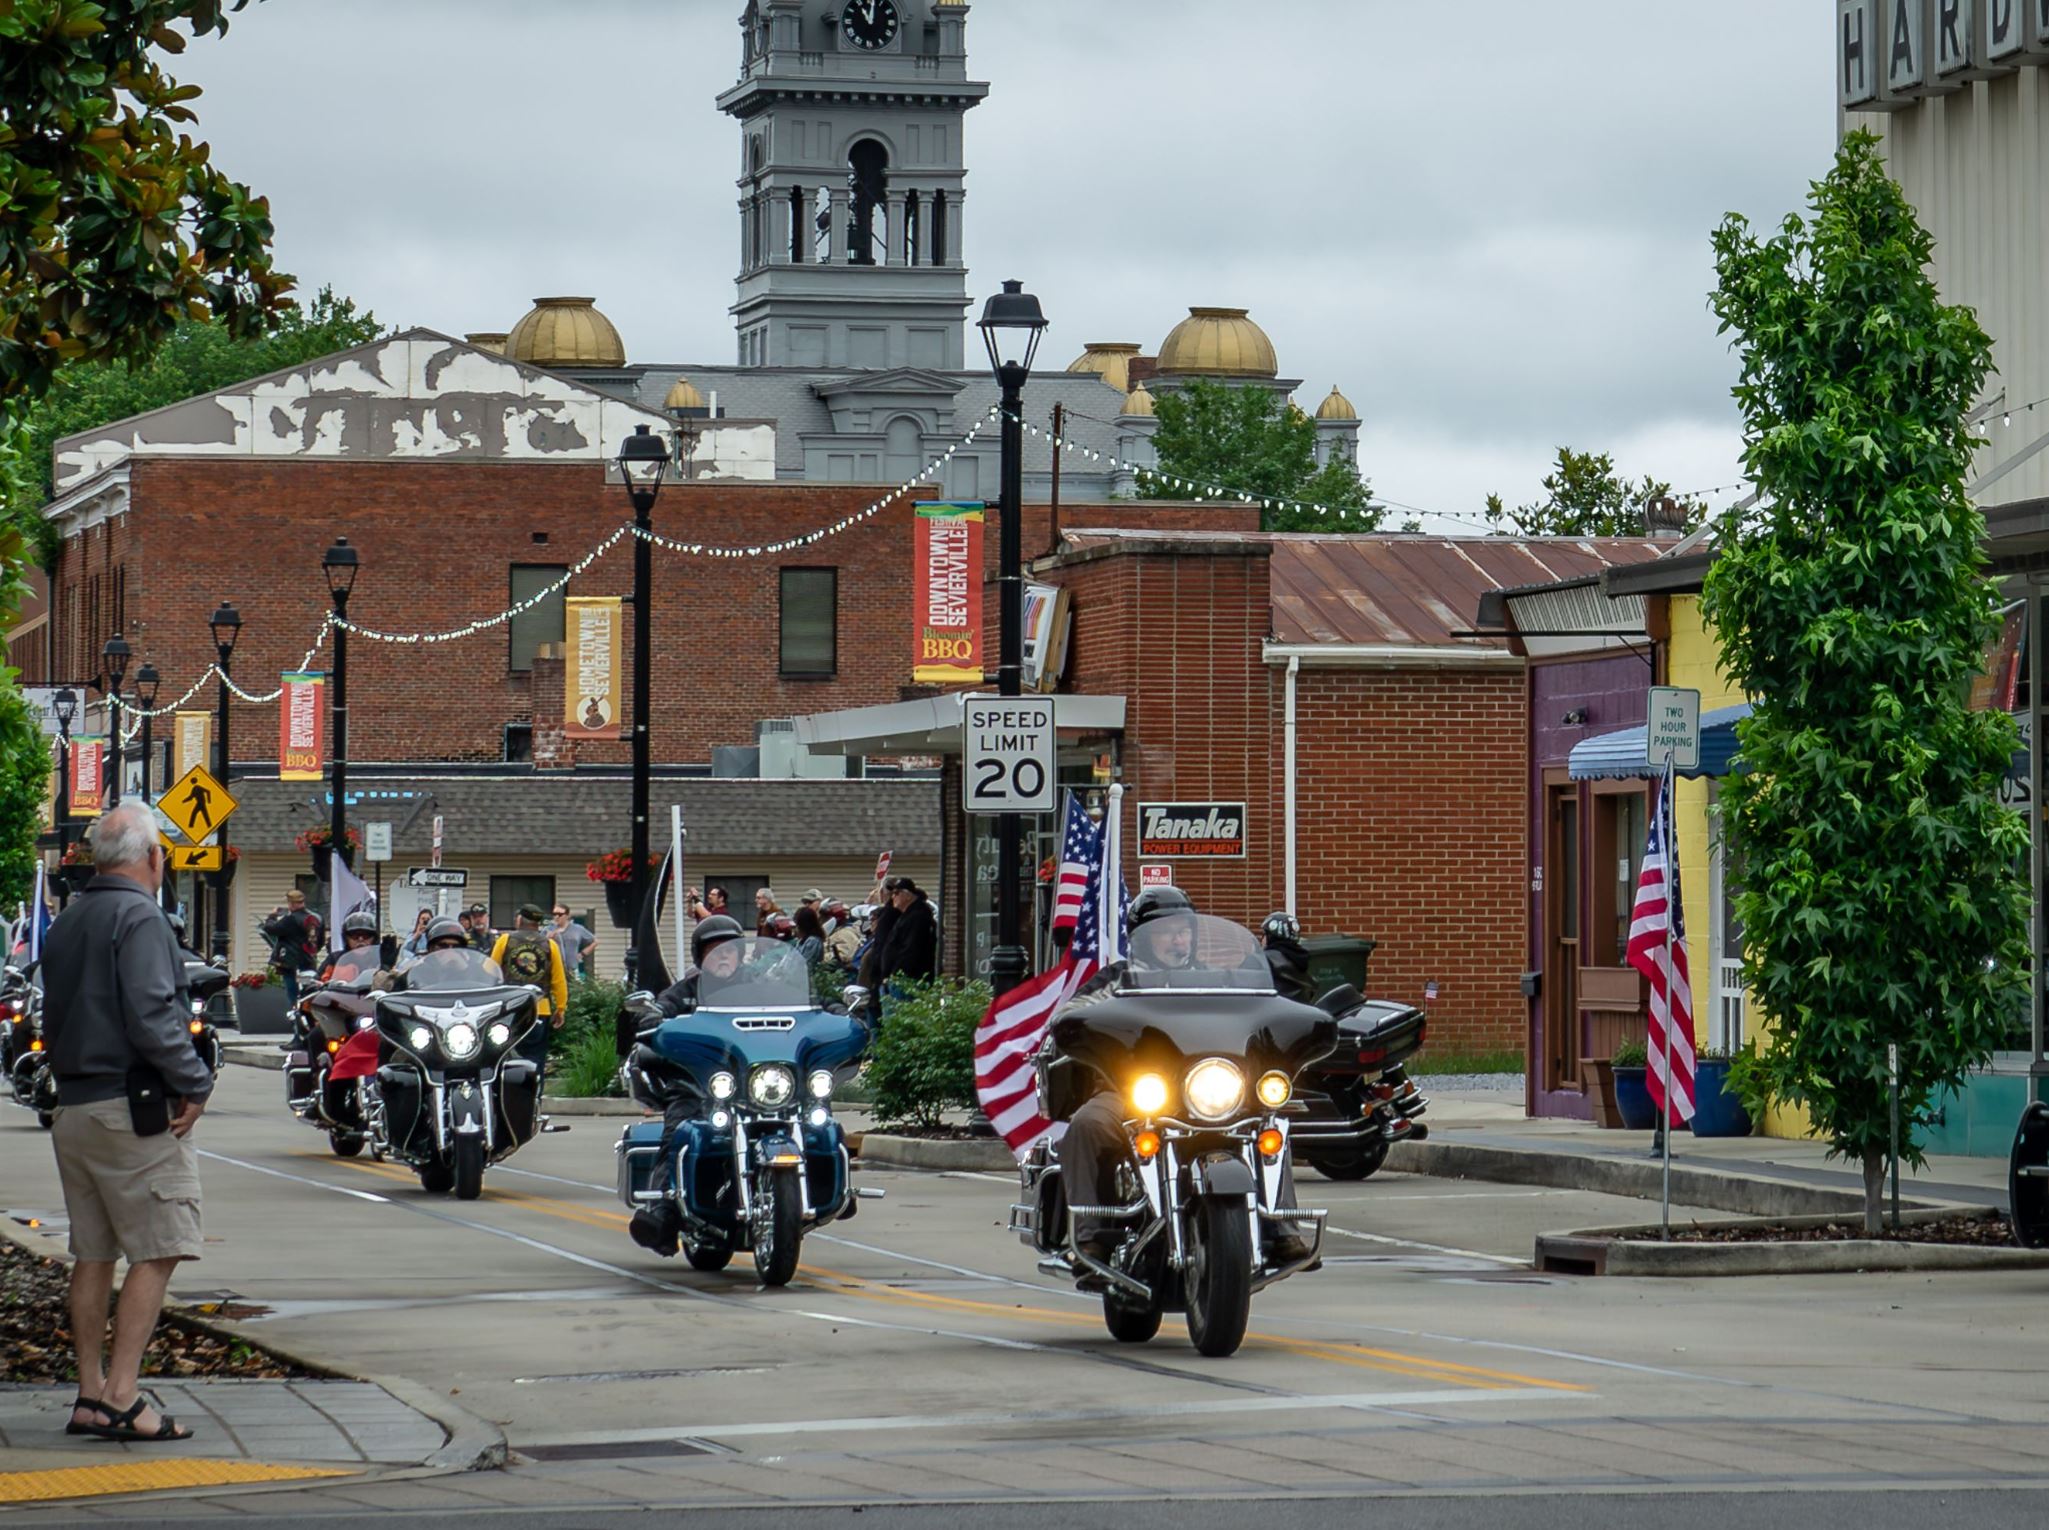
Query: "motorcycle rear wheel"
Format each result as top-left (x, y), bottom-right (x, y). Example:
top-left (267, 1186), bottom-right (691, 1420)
top-left (453, 1136), bottom-right (486, 1201)
top-left (417, 1157), bottom-right (456, 1194)
top-left (36, 1110), bottom-right (54, 1130)
top-left (1305, 1137), bottom-right (1390, 1182)
top-left (1102, 1291), bottom-right (1163, 1343)
top-left (752, 1165), bottom-right (802, 1287)
top-left (329, 1131), bottom-right (364, 1159)
top-left (1184, 1196), bottom-right (1253, 1358)
top-left (685, 1241), bottom-right (734, 1272)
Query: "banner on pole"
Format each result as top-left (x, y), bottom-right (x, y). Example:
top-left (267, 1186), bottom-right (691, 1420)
top-left (173, 711), bottom-right (213, 781)
top-left (70, 737), bottom-right (107, 818)
top-left (564, 596), bottom-right (622, 740)
top-left (280, 673), bottom-right (326, 781)
top-left (912, 502), bottom-right (984, 684)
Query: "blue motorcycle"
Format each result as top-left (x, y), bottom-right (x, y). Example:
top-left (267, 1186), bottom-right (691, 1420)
top-left (614, 936), bottom-right (873, 1285)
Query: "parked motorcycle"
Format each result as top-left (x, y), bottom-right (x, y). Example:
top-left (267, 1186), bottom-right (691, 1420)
top-left (1009, 914), bottom-right (1336, 1358)
top-left (614, 937), bottom-right (874, 1285)
top-left (373, 946), bottom-right (543, 1199)
top-left (283, 948), bottom-right (385, 1157)
top-left (3, 964), bottom-right (55, 1128)
top-left (1289, 984), bottom-right (1430, 1181)
top-left (2011, 1101), bottom-right (2049, 1247)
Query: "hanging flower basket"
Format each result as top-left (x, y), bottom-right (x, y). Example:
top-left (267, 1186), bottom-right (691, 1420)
top-left (586, 849), bottom-right (658, 930)
top-left (603, 879), bottom-right (638, 929)
top-left (298, 825), bottom-right (361, 882)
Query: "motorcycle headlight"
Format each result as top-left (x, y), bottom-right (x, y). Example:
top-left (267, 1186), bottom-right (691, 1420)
top-left (443, 1022), bottom-right (480, 1059)
top-left (807, 1069), bottom-right (834, 1101)
top-left (1183, 1058), bottom-right (1246, 1122)
top-left (710, 1071), bottom-right (737, 1101)
top-left (750, 1064), bottom-right (796, 1107)
top-left (1129, 1071), bottom-right (1170, 1117)
top-left (408, 1024), bottom-right (433, 1051)
top-left (486, 1021), bottom-right (512, 1047)
top-left (1256, 1070), bottom-right (1292, 1109)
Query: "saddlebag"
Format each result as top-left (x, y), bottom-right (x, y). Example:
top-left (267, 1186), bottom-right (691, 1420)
top-left (283, 1049), bottom-right (315, 1105)
top-left (376, 1065), bottom-right (429, 1153)
top-left (496, 1059), bottom-right (541, 1146)
top-left (616, 1119), bottom-right (666, 1205)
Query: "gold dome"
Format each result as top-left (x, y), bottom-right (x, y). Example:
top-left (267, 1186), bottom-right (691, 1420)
top-left (505, 296), bottom-right (626, 369)
top-left (1066, 342), bottom-right (1142, 396)
top-left (663, 376), bottom-right (706, 412)
top-left (1315, 385), bottom-right (1357, 421)
top-left (1121, 382), bottom-right (1156, 417)
top-left (1156, 307), bottom-right (1277, 379)
top-left (465, 331), bottom-right (509, 355)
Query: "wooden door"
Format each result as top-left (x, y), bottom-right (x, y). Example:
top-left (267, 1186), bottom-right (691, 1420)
top-left (1544, 782), bottom-right (1582, 1093)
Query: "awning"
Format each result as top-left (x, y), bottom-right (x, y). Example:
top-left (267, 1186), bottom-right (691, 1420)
top-left (1568, 703), bottom-right (1752, 781)
top-left (791, 693), bottom-right (1126, 756)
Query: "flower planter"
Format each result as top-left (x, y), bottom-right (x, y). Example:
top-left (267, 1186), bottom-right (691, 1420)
top-left (603, 879), bottom-right (638, 929)
top-left (58, 864), bottom-right (96, 894)
top-left (1690, 1057), bottom-right (1753, 1138)
top-left (1586, 1057), bottom-right (1626, 1128)
top-left (233, 985), bottom-right (293, 1035)
top-left (309, 845), bottom-right (332, 882)
top-left (1613, 1065), bottom-right (1658, 1131)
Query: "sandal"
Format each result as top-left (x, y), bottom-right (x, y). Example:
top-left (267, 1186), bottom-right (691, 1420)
top-left (83, 1391), bottom-right (193, 1443)
top-left (64, 1396), bottom-right (118, 1437)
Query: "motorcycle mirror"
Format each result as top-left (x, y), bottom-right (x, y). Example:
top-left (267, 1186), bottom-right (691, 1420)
top-left (842, 984), bottom-right (871, 1014)
top-left (624, 990), bottom-right (656, 1007)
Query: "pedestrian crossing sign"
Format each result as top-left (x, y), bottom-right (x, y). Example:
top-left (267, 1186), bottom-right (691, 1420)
top-left (158, 763), bottom-right (238, 844)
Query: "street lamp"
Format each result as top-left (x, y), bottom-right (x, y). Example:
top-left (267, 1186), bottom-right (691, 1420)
top-left (616, 423), bottom-right (669, 987)
top-left (209, 600), bottom-right (242, 961)
top-left (53, 687), bottom-right (77, 900)
top-left (101, 633), bottom-right (132, 807)
top-left (323, 537), bottom-right (360, 876)
top-left (133, 661), bottom-right (160, 803)
top-left (977, 279), bottom-right (1048, 998)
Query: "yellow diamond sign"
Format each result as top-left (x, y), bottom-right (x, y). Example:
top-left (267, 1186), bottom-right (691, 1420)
top-left (158, 764), bottom-right (238, 844)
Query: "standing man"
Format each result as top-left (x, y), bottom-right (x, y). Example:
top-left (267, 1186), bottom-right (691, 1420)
top-left (464, 903), bottom-right (495, 950)
top-left (492, 904), bottom-right (569, 1071)
top-left (40, 802), bottom-right (212, 1443)
top-left (753, 887), bottom-right (783, 936)
top-left (548, 902), bottom-right (598, 980)
top-left (261, 888), bottom-right (321, 1006)
top-left (878, 877), bottom-right (939, 986)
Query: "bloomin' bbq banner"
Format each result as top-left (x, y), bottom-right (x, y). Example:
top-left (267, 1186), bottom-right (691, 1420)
top-left (913, 502), bottom-right (984, 684)
top-left (70, 737), bottom-right (106, 817)
top-left (280, 672), bottom-right (326, 781)
top-left (565, 596), bottom-right (622, 741)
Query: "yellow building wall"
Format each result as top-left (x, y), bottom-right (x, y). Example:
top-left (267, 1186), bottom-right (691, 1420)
top-left (1666, 594), bottom-right (1814, 1140)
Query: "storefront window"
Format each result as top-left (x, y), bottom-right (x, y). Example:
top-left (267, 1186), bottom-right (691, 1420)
top-left (1590, 787), bottom-right (1647, 967)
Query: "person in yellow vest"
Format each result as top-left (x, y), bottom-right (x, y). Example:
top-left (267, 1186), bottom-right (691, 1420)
top-left (491, 904), bottom-right (569, 1070)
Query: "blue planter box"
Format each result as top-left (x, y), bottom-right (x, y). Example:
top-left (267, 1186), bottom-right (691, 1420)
top-left (1691, 1058), bottom-right (1753, 1138)
top-left (1612, 1066), bottom-right (1657, 1131)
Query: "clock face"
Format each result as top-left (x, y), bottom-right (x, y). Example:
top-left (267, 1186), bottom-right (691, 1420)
top-left (841, 0), bottom-right (899, 50)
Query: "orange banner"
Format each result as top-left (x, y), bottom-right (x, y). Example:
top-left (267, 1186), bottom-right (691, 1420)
top-left (280, 672), bottom-right (326, 781)
top-left (913, 502), bottom-right (984, 684)
top-left (70, 737), bottom-right (106, 818)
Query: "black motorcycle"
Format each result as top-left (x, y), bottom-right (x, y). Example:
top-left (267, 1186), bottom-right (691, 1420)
top-left (283, 948), bottom-right (385, 1158)
top-left (3, 964), bottom-right (55, 1128)
top-left (1290, 985), bottom-right (1430, 1181)
top-left (1010, 915), bottom-right (1335, 1358)
top-left (374, 946), bottom-right (545, 1199)
top-left (178, 945), bottom-right (228, 1083)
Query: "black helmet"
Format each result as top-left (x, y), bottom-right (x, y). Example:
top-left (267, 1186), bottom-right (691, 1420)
top-left (424, 916), bottom-right (468, 951)
top-left (1262, 911), bottom-right (1300, 944)
top-left (343, 911), bottom-right (378, 939)
top-left (1126, 885), bottom-right (1194, 936)
top-left (691, 914), bottom-right (744, 966)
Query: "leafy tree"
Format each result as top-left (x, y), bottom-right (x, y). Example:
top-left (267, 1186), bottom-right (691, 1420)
top-left (1142, 379), bottom-right (1380, 532)
top-left (1701, 132), bottom-right (2029, 1234)
top-left (1485, 447), bottom-right (1699, 537)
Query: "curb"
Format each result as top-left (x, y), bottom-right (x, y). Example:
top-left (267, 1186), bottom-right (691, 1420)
top-left (540, 1095), bottom-right (644, 1117)
top-left (222, 1042), bottom-right (285, 1072)
top-left (1533, 1208), bottom-right (2046, 1276)
top-left (1383, 1137), bottom-right (1951, 1219)
top-left (854, 1132), bottom-right (1016, 1172)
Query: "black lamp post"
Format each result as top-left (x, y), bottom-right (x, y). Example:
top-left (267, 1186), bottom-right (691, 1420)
top-left (977, 278), bottom-right (1048, 997)
top-left (209, 600), bottom-right (241, 962)
top-left (53, 687), bottom-right (77, 901)
top-left (133, 661), bottom-right (161, 803)
top-left (101, 633), bottom-right (131, 807)
top-left (323, 538), bottom-right (359, 875)
top-left (616, 424), bottom-right (669, 988)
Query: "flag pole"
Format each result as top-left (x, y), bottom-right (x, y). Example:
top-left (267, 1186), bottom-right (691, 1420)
top-left (1104, 782), bottom-right (1125, 961)
top-left (1660, 754), bottom-right (1675, 1241)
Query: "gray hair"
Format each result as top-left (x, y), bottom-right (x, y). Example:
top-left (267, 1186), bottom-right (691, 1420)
top-left (91, 801), bottom-right (159, 870)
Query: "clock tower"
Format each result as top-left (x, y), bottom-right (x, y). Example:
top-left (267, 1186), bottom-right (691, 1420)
top-left (720, 1), bottom-right (988, 372)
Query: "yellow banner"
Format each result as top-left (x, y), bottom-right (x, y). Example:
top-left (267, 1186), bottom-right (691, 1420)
top-left (565, 596), bottom-right (622, 741)
top-left (173, 711), bottom-right (213, 781)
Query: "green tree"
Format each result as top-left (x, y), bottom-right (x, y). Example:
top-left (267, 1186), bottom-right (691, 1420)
top-left (1701, 132), bottom-right (2029, 1234)
top-left (1142, 379), bottom-right (1380, 532)
top-left (1485, 447), bottom-right (1698, 537)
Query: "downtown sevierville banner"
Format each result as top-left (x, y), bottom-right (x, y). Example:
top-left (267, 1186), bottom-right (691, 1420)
top-left (280, 672), bottom-right (326, 781)
top-left (173, 710), bottom-right (213, 781)
top-left (565, 595), bottom-right (623, 741)
top-left (913, 502), bottom-right (984, 684)
top-left (69, 737), bottom-right (106, 817)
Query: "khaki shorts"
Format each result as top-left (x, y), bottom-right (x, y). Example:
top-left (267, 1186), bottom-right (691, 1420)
top-left (51, 1098), bottom-right (204, 1264)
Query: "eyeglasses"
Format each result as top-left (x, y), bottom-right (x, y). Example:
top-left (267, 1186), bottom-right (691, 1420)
top-left (551, 909), bottom-right (568, 917)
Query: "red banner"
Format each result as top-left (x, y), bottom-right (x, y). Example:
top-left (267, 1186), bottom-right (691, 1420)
top-left (913, 502), bottom-right (984, 684)
top-left (280, 672), bottom-right (326, 782)
top-left (70, 737), bottom-right (106, 818)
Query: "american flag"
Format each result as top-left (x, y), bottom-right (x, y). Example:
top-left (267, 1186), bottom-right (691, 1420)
top-left (1625, 767), bottom-right (1696, 1126)
top-left (973, 792), bottom-right (1127, 1156)
top-left (1049, 793), bottom-right (1093, 937)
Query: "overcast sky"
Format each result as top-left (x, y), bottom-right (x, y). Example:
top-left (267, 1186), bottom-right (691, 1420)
top-left (176, 0), bottom-right (1837, 529)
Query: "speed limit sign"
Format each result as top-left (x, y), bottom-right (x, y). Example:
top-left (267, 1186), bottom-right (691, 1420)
top-left (963, 696), bottom-right (1057, 815)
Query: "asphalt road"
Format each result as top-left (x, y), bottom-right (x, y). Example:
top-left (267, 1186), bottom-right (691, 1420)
top-left (6, 1066), bottom-right (2049, 1521)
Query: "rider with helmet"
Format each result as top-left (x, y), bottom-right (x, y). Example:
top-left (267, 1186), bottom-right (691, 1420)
top-left (653, 915), bottom-right (747, 1016)
top-left (1259, 910), bottom-right (1315, 1004)
top-left (317, 910), bottom-right (382, 982)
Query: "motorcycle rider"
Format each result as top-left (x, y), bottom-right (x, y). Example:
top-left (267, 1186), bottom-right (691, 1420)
top-left (1056, 888), bottom-right (1310, 1265)
top-left (1260, 911), bottom-right (1315, 1004)
top-left (317, 911), bottom-right (381, 982)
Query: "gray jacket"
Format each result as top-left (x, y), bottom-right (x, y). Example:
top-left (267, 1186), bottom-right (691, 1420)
top-left (42, 875), bottom-right (214, 1107)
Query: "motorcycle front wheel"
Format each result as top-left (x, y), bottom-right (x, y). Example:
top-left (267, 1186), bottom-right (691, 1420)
top-left (417, 1157), bottom-right (456, 1194)
top-left (1183, 1196), bottom-right (1253, 1358)
top-left (752, 1165), bottom-right (802, 1287)
top-left (329, 1131), bottom-right (364, 1158)
top-left (453, 1135), bottom-right (486, 1201)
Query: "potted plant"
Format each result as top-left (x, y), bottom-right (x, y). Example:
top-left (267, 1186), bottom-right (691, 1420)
top-left (295, 824), bottom-right (361, 881)
top-left (230, 967), bottom-right (292, 1035)
top-left (57, 843), bottom-right (95, 893)
top-left (586, 849), bottom-right (656, 929)
top-left (1691, 1044), bottom-right (1755, 1138)
top-left (1610, 1037), bottom-right (1657, 1130)
top-left (1586, 1055), bottom-right (1626, 1128)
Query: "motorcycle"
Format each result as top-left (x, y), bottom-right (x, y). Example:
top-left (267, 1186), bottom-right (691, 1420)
top-left (1289, 984), bottom-right (1431, 1181)
top-left (176, 939), bottom-right (228, 1084)
top-left (614, 937), bottom-right (874, 1285)
top-left (3, 965), bottom-right (56, 1129)
top-left (283, 947), bottom-right (385, 1158)
top-left (373, 946), bottom-right (544, 1199)
top-left (1010, 914), bottom-right (1336, 1358)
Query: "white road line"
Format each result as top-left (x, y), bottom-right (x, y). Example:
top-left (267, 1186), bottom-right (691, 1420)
top-left (1364, 1190), bottom-right (1578, 1202)
top-left (514, 1386), bottom-right (1577, 1449)
top-left (198, 1147), bottom-right (392, 1203)
top-left (1321, 1224), bottom-right (1528, 1266)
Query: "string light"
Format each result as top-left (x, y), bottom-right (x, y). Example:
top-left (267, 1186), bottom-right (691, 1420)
top-left (336, 524), bottom-right (635, 645)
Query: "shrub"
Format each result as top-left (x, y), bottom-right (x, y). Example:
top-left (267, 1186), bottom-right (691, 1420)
top-left (552, 1028), bottom-right (624, 1099)
top-left (865, 977), bottom-right (991, 1130)
top-left (1610, 1038), bottom-right (1648, 1068)
top-left (558, 976), bottom-right (626, 1050)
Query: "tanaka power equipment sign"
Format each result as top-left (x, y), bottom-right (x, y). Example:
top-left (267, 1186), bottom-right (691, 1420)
top-left (1136, 801), bottom-right (1247, 858)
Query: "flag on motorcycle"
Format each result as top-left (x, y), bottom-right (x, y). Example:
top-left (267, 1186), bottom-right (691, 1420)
top-left (973, 790), bottom-right (1129, 1158)
top-left (1048, 792), bottom-right (1094, 938)
top-left (328, 856), bottom-right (377, 953)
top-left (1625, 764), bottom-right (1696, 1126)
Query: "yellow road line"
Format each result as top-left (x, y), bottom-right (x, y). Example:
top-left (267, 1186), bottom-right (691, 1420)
top-left (0, 1460), bottom-right (348, 1505)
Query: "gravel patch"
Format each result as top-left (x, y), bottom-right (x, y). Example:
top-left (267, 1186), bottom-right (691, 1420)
top-left (1413, 1071), bottom-right (1522, 1092)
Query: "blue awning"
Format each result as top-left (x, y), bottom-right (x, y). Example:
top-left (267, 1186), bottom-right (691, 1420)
top-left (1567, 702), bottom-right (1752, 781)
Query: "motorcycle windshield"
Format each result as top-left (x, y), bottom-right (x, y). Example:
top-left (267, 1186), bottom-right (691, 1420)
top-left (1116, 915), bottom-right (1275, 994)
top-left (397, 948), bottom-right (505, 991)
top-left (322, 950), bottom-right (383, 988)
top-left (694, 936), bottom-right (815, 1011)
